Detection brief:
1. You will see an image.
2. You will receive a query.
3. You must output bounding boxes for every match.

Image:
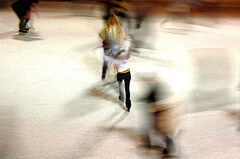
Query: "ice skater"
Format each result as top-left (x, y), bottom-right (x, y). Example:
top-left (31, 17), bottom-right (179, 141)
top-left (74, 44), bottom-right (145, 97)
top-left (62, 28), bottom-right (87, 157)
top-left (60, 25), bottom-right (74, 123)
top-left (138, 74), bottom-right (182, 157)
top-left (99, 14), bottom-right (125, 81)
top-left (103, 37), bottom-right (132, 112)
top-left (11, 0), bottom-right (39, 35)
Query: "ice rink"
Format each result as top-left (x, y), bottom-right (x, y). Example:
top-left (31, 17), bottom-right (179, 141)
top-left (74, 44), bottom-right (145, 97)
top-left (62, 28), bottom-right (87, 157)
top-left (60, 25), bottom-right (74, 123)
top-left (0, 6), bottom-right (240, 159)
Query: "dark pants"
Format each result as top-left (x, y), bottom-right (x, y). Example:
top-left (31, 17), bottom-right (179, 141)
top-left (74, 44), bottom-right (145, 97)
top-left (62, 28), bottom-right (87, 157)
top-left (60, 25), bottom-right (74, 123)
top-left (102, 60), bottom-right (108, 80)
top-left (12, 3), bottom-right (28, 32)
top-left (117, 71), bottom-right (131, 102)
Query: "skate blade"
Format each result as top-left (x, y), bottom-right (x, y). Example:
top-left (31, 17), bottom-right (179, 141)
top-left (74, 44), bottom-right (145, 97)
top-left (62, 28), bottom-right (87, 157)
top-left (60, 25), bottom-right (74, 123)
top-left (19, 32), bottom-right (28, 35)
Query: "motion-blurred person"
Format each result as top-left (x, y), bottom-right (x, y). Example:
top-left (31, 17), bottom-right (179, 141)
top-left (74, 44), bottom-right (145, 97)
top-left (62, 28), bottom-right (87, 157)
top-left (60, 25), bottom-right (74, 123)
top-left (102, 0), bottom-right (130, 31)
top-left (11, 0), bottom-right (39, 35)
top-left (132, 1), bottom-right (150, 30)
top-left (111, 0), bottom-right (129, 28)
top-left (99, 14), bottom-right (125, 81)
top-left (103, 37), bottom-right (132, 112)
top-left (139, 74), bottom-right (182, 157)
top-left (159, 0), bottom-right (197, 27)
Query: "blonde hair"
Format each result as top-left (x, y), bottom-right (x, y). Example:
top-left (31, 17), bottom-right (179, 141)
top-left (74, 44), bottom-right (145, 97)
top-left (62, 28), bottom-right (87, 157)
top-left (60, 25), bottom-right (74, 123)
top-left (106, 14), bottom-right (125, 44)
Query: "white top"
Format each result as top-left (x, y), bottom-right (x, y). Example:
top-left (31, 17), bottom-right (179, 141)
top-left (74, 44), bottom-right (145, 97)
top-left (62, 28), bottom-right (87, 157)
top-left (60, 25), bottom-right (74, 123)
top-left (104, 38), bottom-right (131, 73)
top-left (104, 56), bottom-right (129, 73)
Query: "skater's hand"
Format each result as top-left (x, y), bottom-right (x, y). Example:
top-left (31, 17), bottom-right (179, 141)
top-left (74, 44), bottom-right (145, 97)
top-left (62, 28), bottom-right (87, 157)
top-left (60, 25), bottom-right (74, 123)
top-left (109, 51), bottom-right (114, 57)
top-left (115, 50), bottom-right (130, 59)
top-left (102, 40), bottom-right (109, 48)
top-left (114, 51), bottom-right (122, 59)
top-left (117, 50), bottom-right (124, 55)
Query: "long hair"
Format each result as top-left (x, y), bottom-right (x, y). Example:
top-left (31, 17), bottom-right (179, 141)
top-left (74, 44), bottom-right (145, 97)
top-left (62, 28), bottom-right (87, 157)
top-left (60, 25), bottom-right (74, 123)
top-left (106, 14), bottom-right (125, 44)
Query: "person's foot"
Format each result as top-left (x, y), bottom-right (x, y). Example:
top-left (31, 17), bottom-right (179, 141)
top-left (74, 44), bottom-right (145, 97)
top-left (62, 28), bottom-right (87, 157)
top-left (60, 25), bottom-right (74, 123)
top-left (101, 74), bottom-right (106, 81)
top-left (119, 96), bottom-right (124, 102)
top-left (24, 27), bottom-right (29, 31)
top-left (19, 30), bottom-right (28, 35)
top-left (101, 76), bottom-right (105, 81)
top-left (163, 136), bottom-right (176, 157)
top-left (126, 100), bottom-right (131, 112)
top-left (162, 148), bottom-right (179, 158)
top-left (163, 148), bottom-right (168, 155)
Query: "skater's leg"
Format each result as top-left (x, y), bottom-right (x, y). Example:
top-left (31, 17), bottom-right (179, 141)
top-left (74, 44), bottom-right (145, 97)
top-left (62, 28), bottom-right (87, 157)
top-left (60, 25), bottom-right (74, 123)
top-left (118, 81), bottom-right (124, 102)
top-left (19, 16), bottom-right (27, 34)
top-left (102, 60), bottom-right (108, 80)
top-left (117, 73), bottom-right (124, 102)
top-left (163, 135), bottom-right (175, 154)
top-left (123, 72), bottom-right (131, 110)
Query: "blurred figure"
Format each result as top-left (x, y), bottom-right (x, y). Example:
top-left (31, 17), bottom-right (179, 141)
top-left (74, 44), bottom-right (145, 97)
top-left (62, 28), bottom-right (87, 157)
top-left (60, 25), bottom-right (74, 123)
top-left (111, 0), bottom-right (129, 29)
top-left (102, 0), bottom-right (130, 31)
top-left (159, 0), bottom-right (198, 27)
top-left (11, 0), bottom-right (39, 35)
top-left (132, 1), bottom-right (150, 30)
top-left (99, 14), bottom-right (125, 81)
top-left (139, 74), bottom-right (182, 157)
top-left (103, 37), bottom-right (132, 112)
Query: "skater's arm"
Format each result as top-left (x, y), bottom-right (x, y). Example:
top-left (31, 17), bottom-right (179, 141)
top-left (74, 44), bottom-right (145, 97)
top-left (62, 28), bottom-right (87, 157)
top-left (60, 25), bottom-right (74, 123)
top-left (114, 49), bottom-right (130, 60)
top-left (103, 54), bottom-right (115, 63)
top-left (99, 26), bottom-right (107, 40)
top-left (104, 50), bottom-right (125, 62)
top-left (115, 38), bottom-right (131, 59)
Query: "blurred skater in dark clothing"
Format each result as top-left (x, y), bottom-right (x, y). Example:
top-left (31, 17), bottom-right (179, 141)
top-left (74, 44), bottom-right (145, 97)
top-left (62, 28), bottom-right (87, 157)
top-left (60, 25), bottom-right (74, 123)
top-left (11, 0), bottom-right (39, 34)
top-left (139, 75), bottom-right (182, 157)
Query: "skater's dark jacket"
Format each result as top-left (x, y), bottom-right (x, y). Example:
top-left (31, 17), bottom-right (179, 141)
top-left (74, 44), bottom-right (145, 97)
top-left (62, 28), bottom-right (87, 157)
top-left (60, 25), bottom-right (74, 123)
top-left (11, 0), bottom-right (39, 18)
